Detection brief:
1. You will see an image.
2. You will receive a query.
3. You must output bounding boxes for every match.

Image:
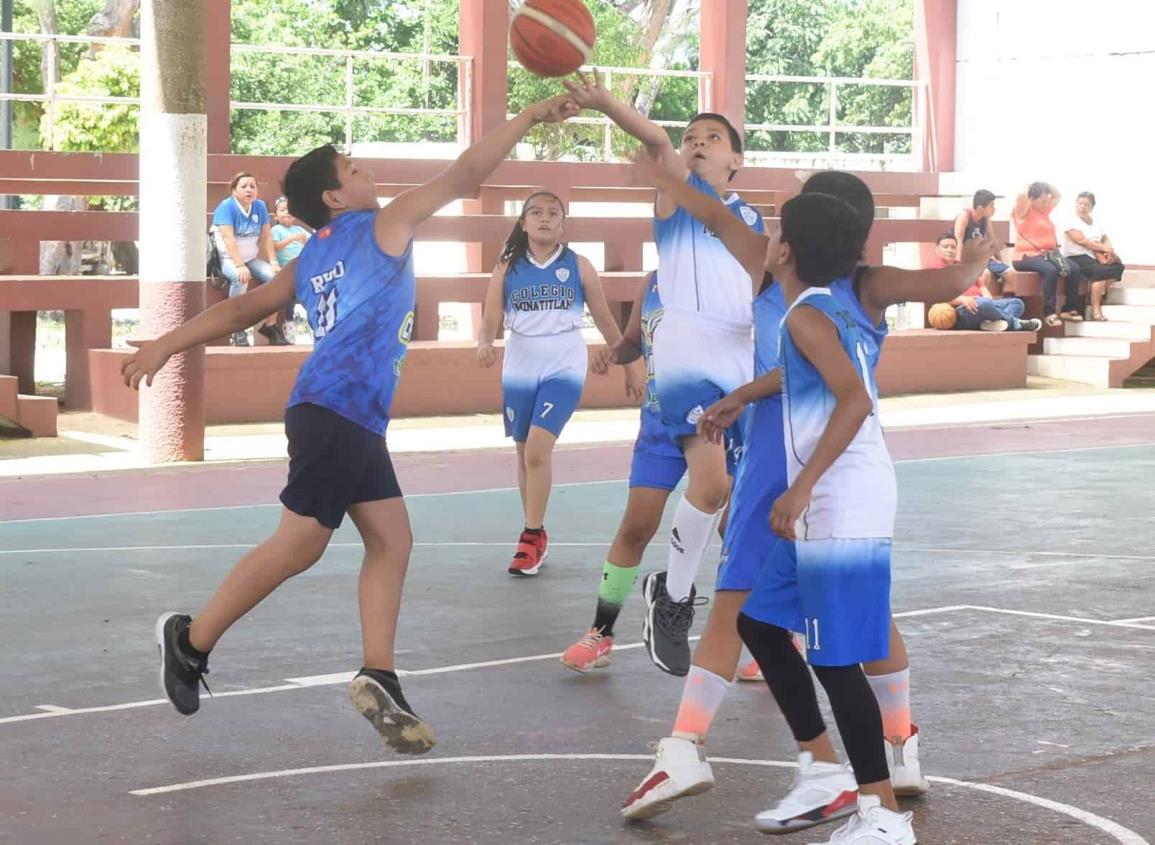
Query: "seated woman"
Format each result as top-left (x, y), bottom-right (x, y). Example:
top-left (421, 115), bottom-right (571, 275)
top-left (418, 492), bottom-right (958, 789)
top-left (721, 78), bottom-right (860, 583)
top-left (1011, 182), bottom-right (1084, 327)
top-left (1062, 192), bottom-right (1125, 322)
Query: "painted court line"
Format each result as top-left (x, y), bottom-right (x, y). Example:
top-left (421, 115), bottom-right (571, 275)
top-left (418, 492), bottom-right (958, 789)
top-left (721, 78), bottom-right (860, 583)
top-left (6, 604), bottom-right (1148, 728)
top-left (5, 439), bottom-right (1153, 526)
top-left (125, 753), bottom-right (1149, 845)
top-left (1113, 615), bottom-right (1155, 624)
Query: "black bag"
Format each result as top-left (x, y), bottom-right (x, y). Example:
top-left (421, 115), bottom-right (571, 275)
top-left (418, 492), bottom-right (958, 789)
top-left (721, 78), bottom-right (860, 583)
top-left (1042, 248), bottom-right (1070, 278)
top-left (206, 230), bottom-right (228, 291)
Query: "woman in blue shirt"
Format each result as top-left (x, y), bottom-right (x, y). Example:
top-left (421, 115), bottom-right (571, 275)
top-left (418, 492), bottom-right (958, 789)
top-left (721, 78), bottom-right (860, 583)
top-left (212, 172), bottom-right (286, 345)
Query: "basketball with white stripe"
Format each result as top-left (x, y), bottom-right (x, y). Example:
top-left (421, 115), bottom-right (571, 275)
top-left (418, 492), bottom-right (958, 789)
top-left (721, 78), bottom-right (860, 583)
top-left (511, 0), bottom-right (597, 78)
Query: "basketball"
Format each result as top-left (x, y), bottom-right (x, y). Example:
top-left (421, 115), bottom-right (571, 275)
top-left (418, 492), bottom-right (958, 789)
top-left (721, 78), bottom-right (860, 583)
top-left (928, 302), bottom-right (958, 330)
top-left (510, 0), bottom-right (596, 78)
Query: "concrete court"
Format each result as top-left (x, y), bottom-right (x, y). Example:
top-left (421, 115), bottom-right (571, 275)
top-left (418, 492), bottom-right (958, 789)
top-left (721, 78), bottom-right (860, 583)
top-left (1, 416), bottom-right (1154, 844)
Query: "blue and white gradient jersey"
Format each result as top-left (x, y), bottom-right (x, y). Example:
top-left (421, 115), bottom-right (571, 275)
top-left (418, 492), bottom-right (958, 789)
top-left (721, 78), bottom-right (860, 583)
top-left (288, 210), bottom-right (415, 437)
top-left (632, 274), bottom-right (682, 460)
top-left (503, 246), bottom-right (585, 336)
top-left (653, 172), bottom-right (765, 330)
top-left (830, 268), bottom-right (888, 369)
top-left (780, 286), bottom-right (896, 539)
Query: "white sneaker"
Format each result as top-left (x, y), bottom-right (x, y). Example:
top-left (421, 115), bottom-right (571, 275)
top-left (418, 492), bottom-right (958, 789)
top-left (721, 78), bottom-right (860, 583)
top-left (806, 794), bottom-right (916, 844)
top-left (754, 751), bottom-right (858, 833)
top-left (888, 724), bottom-right (930, 797)
top-left (621, 736), bottom-right (714, 820)
top-left (979, 319), bottom-right (1008, 332)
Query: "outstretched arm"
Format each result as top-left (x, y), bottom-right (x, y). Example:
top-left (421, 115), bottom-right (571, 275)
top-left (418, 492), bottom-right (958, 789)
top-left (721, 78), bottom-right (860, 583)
top-left (579, 256), bottom-right (623, 346)
top-left (770, 308), bottom-right (873, 540)
top-left (563, 71), bottom-right (686, 217)
top-left (858, 233), bottom-right (1001, 324)
top-left (121, 264), bottom-right (297, 388)
top-left (633, 150), bottom-right (768, 291)
top-left (374, 94), bottom-right (578, 256)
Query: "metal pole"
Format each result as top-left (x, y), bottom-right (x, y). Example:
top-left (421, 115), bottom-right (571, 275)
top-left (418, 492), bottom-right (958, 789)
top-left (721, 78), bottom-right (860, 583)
top-left (2, 0), bottom-right (14, 209)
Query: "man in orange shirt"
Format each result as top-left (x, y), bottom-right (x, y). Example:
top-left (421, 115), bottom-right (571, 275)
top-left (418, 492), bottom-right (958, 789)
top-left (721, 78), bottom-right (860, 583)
top-left (931, 234), bottom-right (1041, 332)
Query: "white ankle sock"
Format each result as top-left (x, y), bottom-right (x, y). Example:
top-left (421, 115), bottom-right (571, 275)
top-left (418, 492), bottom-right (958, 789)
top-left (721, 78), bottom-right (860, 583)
top-left (665, 496), bottom-right (718, 601)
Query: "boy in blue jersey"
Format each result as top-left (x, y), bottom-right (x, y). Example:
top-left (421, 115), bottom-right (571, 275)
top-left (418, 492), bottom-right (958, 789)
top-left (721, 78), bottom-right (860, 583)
top-left (564, 71), bottom-right (764, 677)
top-left (120, 93), bottom-right (579, 754)
top-left (621, 158), bottom-right (999, 824)
top-left (741, 192), bottom-right (915, 844)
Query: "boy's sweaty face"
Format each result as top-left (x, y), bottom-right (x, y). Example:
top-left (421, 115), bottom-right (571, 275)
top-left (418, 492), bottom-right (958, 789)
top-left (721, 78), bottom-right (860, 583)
top-left (679, 119), bottom-right (740, 184)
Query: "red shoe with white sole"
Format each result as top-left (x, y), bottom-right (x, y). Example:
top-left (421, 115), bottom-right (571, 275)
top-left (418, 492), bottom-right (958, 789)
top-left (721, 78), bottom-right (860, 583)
top-left (508, 528), bottom-right (548, 576)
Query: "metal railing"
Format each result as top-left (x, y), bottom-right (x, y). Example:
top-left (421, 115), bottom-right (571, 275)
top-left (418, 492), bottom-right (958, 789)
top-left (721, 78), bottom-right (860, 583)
top-left (743, 73), bottom-right (920, 160)
top-left (507, 62), bottom-right (712, 161)
top-left (0, 32), bottom-right (473, 150)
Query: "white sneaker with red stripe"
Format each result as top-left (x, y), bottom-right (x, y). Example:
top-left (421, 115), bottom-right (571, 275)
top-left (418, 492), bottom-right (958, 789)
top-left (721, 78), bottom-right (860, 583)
top-left (754, 751), bottom-right (858, 833)
top-left (804, 794), bottom-right (916, 844)
top-left (620, 736), bottom-right (713, 820)
top-left (888, 724), bottom-right (930, 796)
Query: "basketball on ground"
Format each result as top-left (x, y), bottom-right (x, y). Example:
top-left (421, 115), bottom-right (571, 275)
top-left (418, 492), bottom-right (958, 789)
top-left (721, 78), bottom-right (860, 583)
top-left (510, 0), bottom-right (596, 78)
top-left (928, 302), bottom-right (958, 330)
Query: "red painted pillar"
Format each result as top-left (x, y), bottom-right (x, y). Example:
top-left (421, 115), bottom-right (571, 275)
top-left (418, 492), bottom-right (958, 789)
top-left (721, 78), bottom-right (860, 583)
top-left (6, 240), bottom-right (39, 394)
top-left (699, 0), bottom-right (748, 136)
top-left (458, 0), bottom-right (510, 341)
top-left (914, 0), bottom-right (956, 172)
top-left (205, 0), bottom-right (232, 155)
top-left (138, 0), bottom-right (207, 462)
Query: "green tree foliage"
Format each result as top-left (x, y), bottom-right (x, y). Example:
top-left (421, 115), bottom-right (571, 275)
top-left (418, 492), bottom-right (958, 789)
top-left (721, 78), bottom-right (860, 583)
top-left (40, 45), bottom-right (138, 151)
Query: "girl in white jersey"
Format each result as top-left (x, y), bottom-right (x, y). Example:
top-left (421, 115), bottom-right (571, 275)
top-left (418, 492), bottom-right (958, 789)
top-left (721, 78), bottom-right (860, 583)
top-left (564, 71), bottom-right (761, 675)
top-left (479, 191), bottom-right (622, 576)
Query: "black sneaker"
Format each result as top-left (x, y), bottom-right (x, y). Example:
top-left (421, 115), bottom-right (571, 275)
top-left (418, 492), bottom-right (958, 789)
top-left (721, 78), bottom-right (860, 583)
top-left (640, 571), bottom-right (705, 677)
top-left (348, 668), bottom-right (436, 756)
top-left (231, 331), bottom-right (250, 347)
top-left (258, 324), bottom-right (291, 346)
top-left (154, 612), bottom-right (210, 715)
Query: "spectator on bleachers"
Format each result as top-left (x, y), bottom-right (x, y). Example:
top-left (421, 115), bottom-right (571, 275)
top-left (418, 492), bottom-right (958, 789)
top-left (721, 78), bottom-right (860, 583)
top-left (271, 197), bottom-right (312, 344)
top-left (1012, 182), bottom-right (1084, 327)
top-left (1062, 192), bottom-right (1125, 322)
top-left (211, 172), bottom-right (285, 346)
top-left (953, 188), bottom-right (1010, 293)
top-left (929, 233), bottom-right (1040, 333)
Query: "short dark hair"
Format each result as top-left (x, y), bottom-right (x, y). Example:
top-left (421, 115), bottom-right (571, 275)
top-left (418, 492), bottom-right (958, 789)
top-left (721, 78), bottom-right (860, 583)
top-left (282, 145), bottom-right (342, 230)
top-left (973, 189), bottom-right (996, 208)
top-left (1077, 191), bottom-right (1096, 208)
top-left (935, 232), bottom-right (957, 245)
top-left (1027, 181), bottom-right (1054, 200)
top-left (800, 171), bottom-right (875, 262)
top-left (779, 192), bottom-right (866, 287)
top-left (685, 112), bottom-right (742, 154)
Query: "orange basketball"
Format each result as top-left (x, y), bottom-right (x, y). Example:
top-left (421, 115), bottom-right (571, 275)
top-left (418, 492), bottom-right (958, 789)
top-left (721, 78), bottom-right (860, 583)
top-left (928, 302), bottom-right (958, 330)
top-left (511, 0), bottom-right (596, 78)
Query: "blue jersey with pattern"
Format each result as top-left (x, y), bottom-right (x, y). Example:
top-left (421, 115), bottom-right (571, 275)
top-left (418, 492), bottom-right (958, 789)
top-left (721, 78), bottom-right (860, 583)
top-left (288, 210), bottom-right (415, 436)
top-left (653, 172), bottom-right (765, 330)
top-left (830, 268), bottom-right (887, 371)
top-left (503, 246), bottom-right (585, 336)
top-left (634, 274), bottom-right (682, 459)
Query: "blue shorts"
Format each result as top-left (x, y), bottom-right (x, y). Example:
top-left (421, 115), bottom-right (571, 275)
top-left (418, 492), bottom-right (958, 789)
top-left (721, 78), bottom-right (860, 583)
top-left (503, 376), bottom-right (583, 442)
top-left (629, 406), bottom-right (740, 491)
top-left (715, 397), bottom-right (786, 591)
top-left (743, 537), bottom-right (892, 667)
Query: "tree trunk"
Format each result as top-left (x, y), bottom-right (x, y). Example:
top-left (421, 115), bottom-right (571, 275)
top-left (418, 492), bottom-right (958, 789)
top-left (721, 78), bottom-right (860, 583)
top-left (634, 0), bottom-right (677, 117)
top-left (32, 0), bottom-right (59, 92)
top-left (39, 195), bottom-right (85, 275)
top-left (87, 0), bottom-right (140, 39)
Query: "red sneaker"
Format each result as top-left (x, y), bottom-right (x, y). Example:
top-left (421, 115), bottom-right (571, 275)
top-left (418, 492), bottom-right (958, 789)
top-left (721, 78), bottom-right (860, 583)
top-left (508, 528), bottom-right (548, 576)
top-left (561, 627), bottom-right (614, 672)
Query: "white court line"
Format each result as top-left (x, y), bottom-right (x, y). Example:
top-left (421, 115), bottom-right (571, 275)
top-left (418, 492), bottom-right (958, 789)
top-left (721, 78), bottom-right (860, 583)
top-left (5, 438), bottom-right (1154, 526)
top-left (126, 753), bottom-right (1150, 845)
top-left (6, 603), bottom-right (1149, 728)
top-left (33, 705), bottom-right (73, 714)
top-left (1114, 615), bottom-right (1155, 624)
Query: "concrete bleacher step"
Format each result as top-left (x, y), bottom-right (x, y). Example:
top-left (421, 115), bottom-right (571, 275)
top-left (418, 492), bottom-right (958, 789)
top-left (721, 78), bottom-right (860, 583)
top-left (1028, 353), bottom-right (1113, 386)
top-left (1108, 287), bottom-right (1155, 306)
top-left (1100, 304), bottom-right (1155, 323)
top-left (1066, 321), bottom-right (1154, 341)
top-left (1120, 269), bottom-right (1155, 288)
top-left (1042, 336), bottom-right (1133, 359)
top-left (0, 373), bottom-right (59, 437)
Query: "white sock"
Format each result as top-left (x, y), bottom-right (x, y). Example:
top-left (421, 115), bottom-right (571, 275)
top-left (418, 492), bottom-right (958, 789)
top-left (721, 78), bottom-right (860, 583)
top-left (665, 496), bottom-right (718, 601)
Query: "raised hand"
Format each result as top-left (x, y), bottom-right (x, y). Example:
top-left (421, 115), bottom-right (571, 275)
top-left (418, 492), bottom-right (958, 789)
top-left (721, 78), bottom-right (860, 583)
top-left (959, 233), bottom-right (1000, 266)
top-left (561, 69), bottom-right (614, 112)
top-left (528, 93), bottom-right (580, 125)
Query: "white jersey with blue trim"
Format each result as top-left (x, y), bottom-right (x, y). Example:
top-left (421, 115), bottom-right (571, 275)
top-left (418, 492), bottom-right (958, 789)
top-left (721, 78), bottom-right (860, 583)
top-left (780, 285), bottom-right (896, 539)
top-left (503, 246), bottom-right (585, 337)
top-left (653, 172), bottom-right (765, 331)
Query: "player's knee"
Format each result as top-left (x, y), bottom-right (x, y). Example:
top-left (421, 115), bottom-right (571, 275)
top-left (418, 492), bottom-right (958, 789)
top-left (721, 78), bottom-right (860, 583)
top-left (688, 477), bottom-right (729, 512)
top-left (615, 511), bottom-right (661, 551)
top-left (283, 540), bottom-right (327, 576)
top-left (523, 441), bottom-right (552, 471)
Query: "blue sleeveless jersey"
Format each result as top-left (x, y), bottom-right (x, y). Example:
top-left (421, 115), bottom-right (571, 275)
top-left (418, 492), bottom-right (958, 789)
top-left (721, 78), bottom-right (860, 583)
top-left (503, 247), bottom-right (584, 336)
top-left (633, 274), bottom-right (682, 460)
top-left (830, 269), bottom-right (887, 371)
top-left (288, 210), bottom-right (415, 436)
